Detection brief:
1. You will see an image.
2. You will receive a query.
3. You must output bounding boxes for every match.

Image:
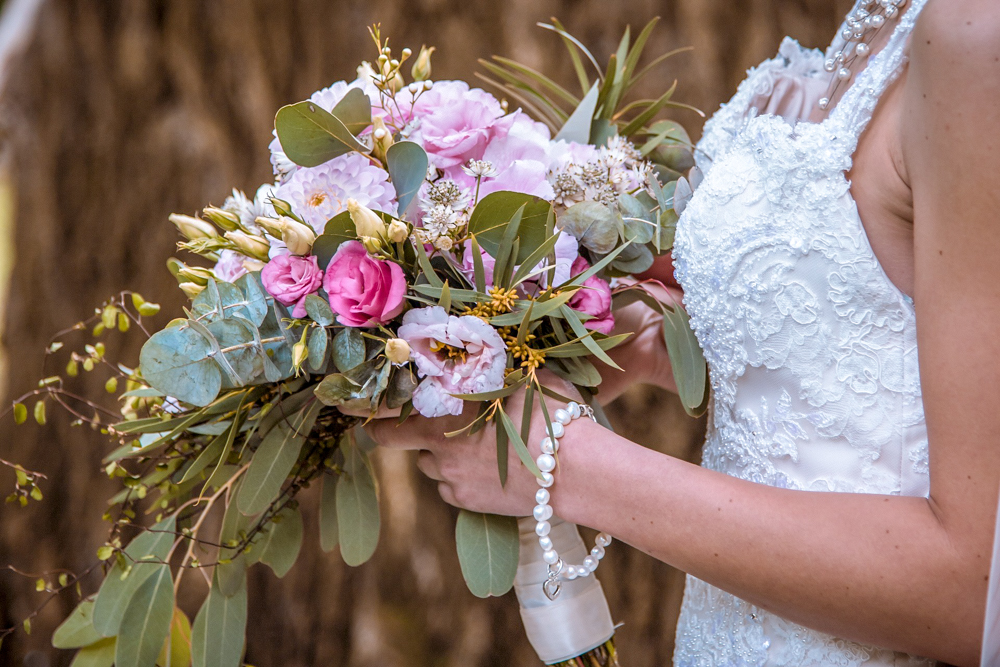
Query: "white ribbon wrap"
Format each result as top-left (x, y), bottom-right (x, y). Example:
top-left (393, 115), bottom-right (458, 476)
top-left (514, 516), bottom-right (615, 664)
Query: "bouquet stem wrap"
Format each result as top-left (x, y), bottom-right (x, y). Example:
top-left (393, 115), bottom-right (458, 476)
top-left (515, 516), bottom-right (616, 665)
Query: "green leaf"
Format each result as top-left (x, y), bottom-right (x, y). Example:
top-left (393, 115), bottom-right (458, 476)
top-left (329, 87), bottom-right (375, 135)
top-left (139, 324), bottom-right (221, 407)
top-left (466, 192), bottom-right (552, 264)
top-left (311, 211), bottom-right (356, 270)
top-left (156, 607), bottom-right (192, 667)
top-left (191, 573), bottom-right (247, 667)
top-left (662, 304), bottom-right (709, 417)
top-left (559, 306), bottom-right (623, 370)
top-left (438, 280), bottom-right (452, 313)
top-left (557, 201), bottom-right (620, 254)
top-left (319, 474), bottom-right (339, 552)
top-left (469, 235), bottom-right (486, 293)
top-left (180, 428), bottom-right (230, 485)
top-left (217, 482), bottom-right (254, 597)
top-left (304, 294), bottom-right (334, 326)
top-left (13, 402), bottom-right (27, 424)
top-left (610, 243), bottom-right (655, 275)
top-left (257, 505), bottom-right (304, 578)
top-left (385, 366), bottom-right (418, 409)
top-left (93, 515), bottom-right (176, 637)
top-left (554, 82), bottom-right (599, 143)
top-left (237, 401), bottom-right (323, 516)
top-left (274, 100), bottom-right (369, 168)
top-left (337, 434), bottom-right (380, 566)
top-left (454, 510), bottom-right (519, 598)
top-left (69, 638), bottom-right (116, 667)
top-left (331, 327), bottom-right (365, 372)
top-left (234, 272), bottom-right (269, 326)
top-left (53, 599), bottom-right (103, 649)
top-left (114, 565), bottom-right (173, 667)
top-left (497, 407), bottom-right (542, 479)
top-left (386, 141), bottom-right (428, 216)
top-left (495, 418), bottom-right (509, 488)
top-left (307, 326), bottom-right (329, 373)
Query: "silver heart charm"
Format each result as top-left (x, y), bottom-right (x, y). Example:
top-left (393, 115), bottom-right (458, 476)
top-left (543, 578), bottom-right (561, 601)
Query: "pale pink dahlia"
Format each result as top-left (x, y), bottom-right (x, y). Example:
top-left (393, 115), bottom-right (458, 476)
top-left (274, 153), bottom-right (397, 235)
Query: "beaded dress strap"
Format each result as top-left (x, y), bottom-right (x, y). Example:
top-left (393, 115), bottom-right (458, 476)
top-left (829, 0), bottom-right (928, 151)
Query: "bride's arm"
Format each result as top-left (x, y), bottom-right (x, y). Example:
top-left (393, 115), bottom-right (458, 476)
top-left (362, 5), bottom-right (1000, 666)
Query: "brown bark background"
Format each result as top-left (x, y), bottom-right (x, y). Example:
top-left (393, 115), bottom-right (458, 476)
top-left (0, 0), bottom-right (851, 665)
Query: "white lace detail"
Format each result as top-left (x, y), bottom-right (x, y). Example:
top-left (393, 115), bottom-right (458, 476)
top-left (672, 1), bottom-right (934, 665)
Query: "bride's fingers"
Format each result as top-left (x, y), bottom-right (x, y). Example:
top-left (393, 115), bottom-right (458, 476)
top-left (338, 404), bottom-right (402, 419)
top-left (415, 450), bottom-right (443, 481)
top-left (437, 482), bottom-right (458, 507)
top-left (362, 420), bottom-right (423, 450)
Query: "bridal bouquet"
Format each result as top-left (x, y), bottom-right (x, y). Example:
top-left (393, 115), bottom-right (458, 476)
top-left (5, 20), bottom-right (705, 667)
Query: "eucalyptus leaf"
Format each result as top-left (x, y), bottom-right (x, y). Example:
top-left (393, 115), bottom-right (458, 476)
top-left (114, 564), bottom-right (173, 667)
top-left (307, 326), bottom-right (329, 373)
top-left (610, 243), bottom-right (654, 274)
top-left (257, 505), bottom-right (304, 578)
top-left (156, 607), bottom-right (192, 667)
top-left (274, 100), bottom-right (369, 168)
top-left (69, 638), bottom-right (116, 667)
top-left (466, 191), bottom-right (551, 264)
top-left (662, 304), bottom-right (709, 416)
top-left (454, 510), bottom-right (519, 598)
top-left (191, 573), bottom-right (247, 667)
top-left (139, 325), bottom-right (221, 407)
top-left (304, 294), bottom-right (334, 326)
top-left (386, 141), bottom-right (428, 216)
top-left (554, 82), bottom-right (599, 143)
top-left (93, 515), bottom-right (176, 637)
top-left (329, 87), bottom-right (375, 134)
top-left (235, 272), bottom-right (269, 326)
top-left (53, 599), bottom-right (103, 649)
top-left (312, 211), bottom-right (356, 270)
top-left (557, 201), bottom-right (620, 254)
top-left (337, 434), bottom-right (380, 566)
top-left (332, 327), bottom-right (365, 372)
top-left (385, 366), bottom-right (418, 409)
top-left (319, 474), bottom-right (339, 553)
top-left (237, 401), bottom-right (323, 516)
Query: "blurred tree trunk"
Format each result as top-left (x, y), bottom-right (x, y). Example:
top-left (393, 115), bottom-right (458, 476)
top-left (0, 0), bottom-right (850, 665)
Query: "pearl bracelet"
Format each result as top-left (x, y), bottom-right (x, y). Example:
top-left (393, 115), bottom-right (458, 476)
top-left (532, 400), bottom-right (613, 601)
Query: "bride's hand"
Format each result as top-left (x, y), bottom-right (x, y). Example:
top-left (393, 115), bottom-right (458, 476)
top-left (341, 371), bottom-right (586, 517)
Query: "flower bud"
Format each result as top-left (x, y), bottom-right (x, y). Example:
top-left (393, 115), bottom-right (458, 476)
top-left (202, 207), bottom-right (241, 231)
top-left (242, 259), bottom-right (266, 273)
top-left (170, 214), bottom-right (218, 240)
top-left (291, 340), bottom-right (309, 376)
top-left (269, 197), bottom-right (295, 218)
top-left (434, 235), bottom-right (454, 251)
top-left (371, 116), bottom-right (394, 163)
top-left (384, 338), bottom-right (411, 365)
top-left (224, 231), bottom-right (271, 261)
top-left (411, 45), bottom-right (435, 82)
top-left (179, 282), bottom-right (205, 299)
top-left (347, 198), bottom-right (387, 253)
top-left (387, 219), bottom-right (409, 243)
top-left (176, 265), bottom-right (213, 286)
top-left (254, 216), bottom-right (283, 237)
top-left (279, 216), bottom-right (316, 256)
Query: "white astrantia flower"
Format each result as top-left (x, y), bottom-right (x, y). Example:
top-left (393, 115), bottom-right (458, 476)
top-left (546, 136), bottom-right (654, 207)
top-left (420, 178), bottom-right (471, 212)
top-left (462, 159), bottom-right (498, 179)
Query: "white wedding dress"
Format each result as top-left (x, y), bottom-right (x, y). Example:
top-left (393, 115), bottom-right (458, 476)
top-left (671, 0), bottom-right (936, 664)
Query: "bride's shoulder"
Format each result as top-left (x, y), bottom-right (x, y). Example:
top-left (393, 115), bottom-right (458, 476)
top-left (911, 0), bottom-right (1000, 69)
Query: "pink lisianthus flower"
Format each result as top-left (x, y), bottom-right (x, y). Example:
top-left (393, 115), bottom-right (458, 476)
top-left (213, 250), bottom-right (249, 283)
top-left (324, 241), bottom-right (406, 327)
top-left (568, 256), bottom-right (615, 334)
top-left (408, 81), bottom-right (510, 170)
top-left (447, 112), bottom-right (555, 200)
top-left (398, 306), bottom-right (508, 417)
top-left (260, 254), bottom-right (324, 318)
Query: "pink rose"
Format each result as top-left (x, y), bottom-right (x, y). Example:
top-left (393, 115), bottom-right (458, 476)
top-left (409, 81), bottom-right (509, 170)
top-left (260, 254), bottom-right (323, 318)
top-left (568, 257), bottom-right (615, 334)
top-left (398, 306), bottom-right (508, 417)
top-left (324, 240), bottom-right (406, 327)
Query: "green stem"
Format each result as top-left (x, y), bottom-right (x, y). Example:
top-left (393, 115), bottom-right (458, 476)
top-left (551, 638), bottom-right (619, 667)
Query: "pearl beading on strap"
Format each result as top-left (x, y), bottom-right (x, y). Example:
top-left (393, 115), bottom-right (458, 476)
top-left (533, 401), bottom-right (612, 601)
top-left (817, 0), bottom-right (907, 109)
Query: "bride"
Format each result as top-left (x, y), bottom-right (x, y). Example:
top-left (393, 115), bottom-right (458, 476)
top-left (357, 0), bottom-right (1000, 664)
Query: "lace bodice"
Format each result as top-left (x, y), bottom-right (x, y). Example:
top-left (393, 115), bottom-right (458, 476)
top-left (671, 2), bottom-right (934, 665)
